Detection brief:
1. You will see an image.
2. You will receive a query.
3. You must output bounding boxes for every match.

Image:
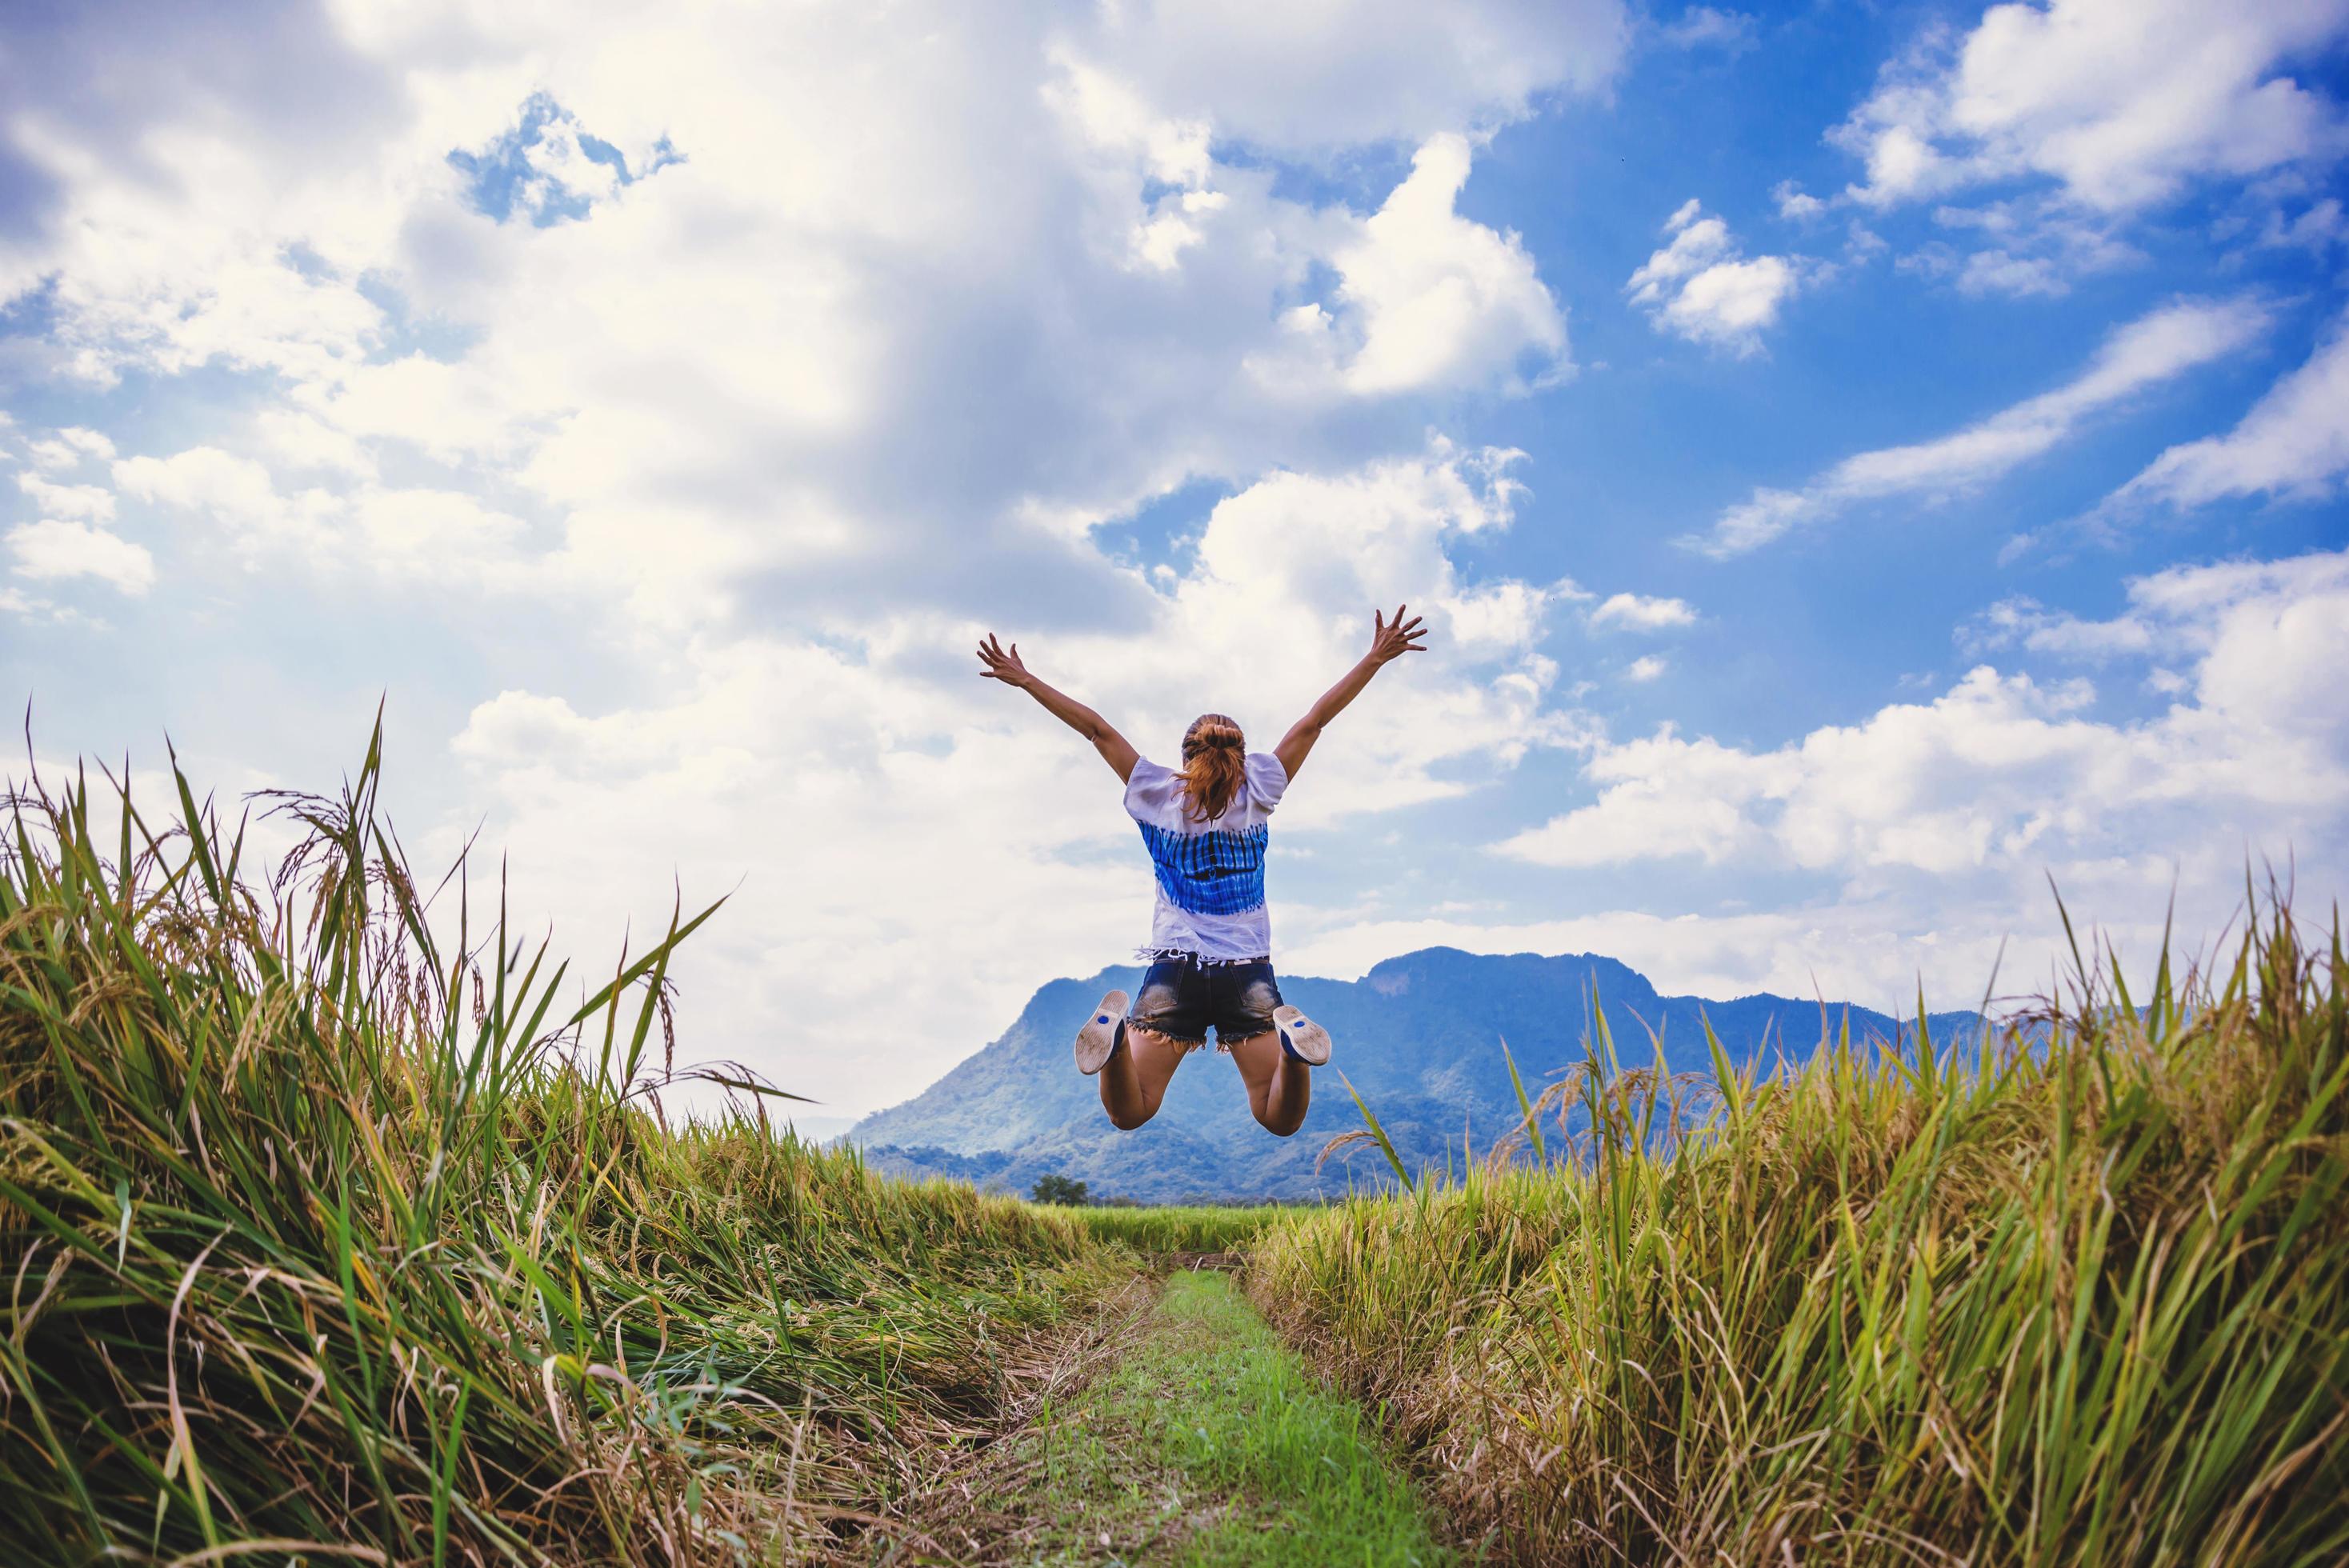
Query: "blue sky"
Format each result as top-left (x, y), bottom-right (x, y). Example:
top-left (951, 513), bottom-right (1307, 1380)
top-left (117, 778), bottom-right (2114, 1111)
top-left (3, 0), bottom-right (2347, 1124)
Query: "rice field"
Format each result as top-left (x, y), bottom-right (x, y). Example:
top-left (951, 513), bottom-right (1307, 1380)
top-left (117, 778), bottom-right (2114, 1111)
top-left (0, 732), bottom-right (1126, 1565)
top-left (1050, 1202), bottom-right (1287, 1254)
top-left (1248, 899), bottom-right (2349, 1565)
top-left (9, 720), bottom-right (2343, 1566)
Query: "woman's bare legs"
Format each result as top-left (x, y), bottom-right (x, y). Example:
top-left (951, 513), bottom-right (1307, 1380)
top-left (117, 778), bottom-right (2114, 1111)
top-left (1227, 1030), bottom-right (1311, 1136)
top-left (1098, 1025), bottom-right (1191, 1130)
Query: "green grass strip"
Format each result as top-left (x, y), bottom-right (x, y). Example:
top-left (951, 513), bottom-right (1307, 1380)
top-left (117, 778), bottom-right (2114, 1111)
top-left (1018, 1270), bottom-right (1453, 1566)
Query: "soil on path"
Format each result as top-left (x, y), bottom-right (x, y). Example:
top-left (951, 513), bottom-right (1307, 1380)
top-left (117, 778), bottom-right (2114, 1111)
top-left (866, 1267), bottom-right (1454, 1566)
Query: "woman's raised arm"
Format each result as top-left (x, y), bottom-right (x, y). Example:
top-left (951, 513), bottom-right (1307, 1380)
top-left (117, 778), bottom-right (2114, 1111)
top-left (1274, 605), bottom-right (1427, 782)
top-left (977, 634), bottom-right (1141, 782)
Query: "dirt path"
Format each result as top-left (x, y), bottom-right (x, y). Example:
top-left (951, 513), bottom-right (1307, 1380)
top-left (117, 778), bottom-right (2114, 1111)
top-left (866, 1268), bottom-right (1454, 1566)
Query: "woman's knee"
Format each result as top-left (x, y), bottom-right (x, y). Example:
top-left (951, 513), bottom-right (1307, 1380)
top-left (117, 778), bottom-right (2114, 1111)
top-left (1107, 1098), bottom-right (1160, 1131)
top-left (1251, 1102), bottom-right (1306, 1138)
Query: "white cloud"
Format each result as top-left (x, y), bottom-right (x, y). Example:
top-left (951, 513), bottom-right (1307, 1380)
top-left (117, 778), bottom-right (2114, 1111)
top-left (1416, 547), bottom-right (2349, 1013)
top-left (1685, 295), bottom-right (2273, 555)
top-left (1911, 198), bottom-right (2144, 299)
top-left (1961, 596), bottom-right (2155, 660)
top-left (1624, 654), bottom-right (1668, 682)
top-left (2107, 306), bottom-right (2349, 511)
top-left (317, 355), bottom-right (550, 465)
top-left (3, 2), bottom-right (1608, 633)
top-left (6, 518), bottom-right (154, 594)
top-left (0, 0), bottom-right (1622, 683)
top-left (25, 426), bottom-right (116, 470)
top-left (1625, 200), bottom-right (1801, 354)
top-left (1502, 546), bottom-right (2349, 883)
top-left (1590, 591), bottom-right (1696, 631)
top-left (112, 443), bottom-right (538, 586)
top-left (1255, 134), bottom-right (1568, 397)
top-left (1820, 0), bottom-right (2349, 294)
top-left (16, 471), bottom-right (115, 522)
top-left (2259, 194), bottom-right (2347, 254)
top-left (1835, 0), bottom-right (2349, 214)
top-left (1087, 0), bottom-right (1630, 152)
top-left (1659, 8), bottom-right (1757, 55)
top-left (114, 446), bottom-right (330, 562)
top-left (1773, 179), bottom-right (1826, 220)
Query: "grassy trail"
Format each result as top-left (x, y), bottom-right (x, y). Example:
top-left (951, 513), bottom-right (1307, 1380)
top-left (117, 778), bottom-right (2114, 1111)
top-left (882, 1269), bottom-right (1453, 1566)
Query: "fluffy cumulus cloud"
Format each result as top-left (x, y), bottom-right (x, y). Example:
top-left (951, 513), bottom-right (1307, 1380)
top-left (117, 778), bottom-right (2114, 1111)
top-left (1835, 0), bottom-right (2349, 212)
top-left (1253, 134), bottom-right (1567, 398)
top-left (1451, 546), bottom-right (2349, 1006)
top-left (0, 0), bottom-right (1633, 1113)
top-left (1687, 295), bottom-right (2271, 556)
top-left (1823, 0), bottom-right (2349, 294)
top-left (1625, 199), bottom-right (1803, 354)
top-left (6, 450), bottom-right (152, 594)
top-left (0, 1), bottom-right (1608, 622)
top-left (1510, 547), bottom-right (2349, 877)
top-left (1589, 591), bottom-right (1696, 631)
top-left (6, 517), bottom-right (154, 594)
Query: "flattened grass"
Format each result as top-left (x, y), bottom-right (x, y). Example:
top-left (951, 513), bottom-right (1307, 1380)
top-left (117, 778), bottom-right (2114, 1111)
top-left (0, 733), bottom-right (1121, 1565)
top-left (1251, 902), bottom-right (2349, 1565)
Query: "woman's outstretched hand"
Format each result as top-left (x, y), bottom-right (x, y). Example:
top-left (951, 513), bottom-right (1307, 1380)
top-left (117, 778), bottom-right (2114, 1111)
top-left (1368, 605), bottom-right (1428, 666)
top-left (1275, 604), bottom-right (1431, 781)
top-left (976, 633), bottom-right (1139, 780)
top-left (976, 633), bottom-right (1034, 688)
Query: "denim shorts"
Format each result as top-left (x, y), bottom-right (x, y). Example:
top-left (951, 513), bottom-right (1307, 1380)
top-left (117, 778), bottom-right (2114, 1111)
top-left (1126, 954), bottom-right (1282, 1049)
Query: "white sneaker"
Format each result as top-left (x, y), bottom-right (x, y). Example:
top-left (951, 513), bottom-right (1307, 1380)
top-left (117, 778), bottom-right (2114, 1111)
top-left (1273, 1004), bottom-right (1330, 1066)
top-left (1075, 990), bottom-right (1130, 1075)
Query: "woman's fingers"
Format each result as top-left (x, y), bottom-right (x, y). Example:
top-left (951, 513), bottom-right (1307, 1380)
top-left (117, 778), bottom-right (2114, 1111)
top-left (978, 630), bottom-right (1026, 674)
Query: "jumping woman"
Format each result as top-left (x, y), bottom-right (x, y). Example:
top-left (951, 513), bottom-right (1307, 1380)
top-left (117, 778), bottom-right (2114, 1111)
top-left (976, 606), bottom-right (1428, 1136)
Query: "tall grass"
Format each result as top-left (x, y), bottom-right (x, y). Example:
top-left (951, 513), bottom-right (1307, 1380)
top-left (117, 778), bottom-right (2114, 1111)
top-left (1250, 900), bottom-right (2349, 1564)
top-left (0, 730), bottom-right (1119, 1565)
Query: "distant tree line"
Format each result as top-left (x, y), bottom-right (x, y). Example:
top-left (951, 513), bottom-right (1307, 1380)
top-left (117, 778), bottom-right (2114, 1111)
top-left (1030, 1174), bottom-right (1088, 1205)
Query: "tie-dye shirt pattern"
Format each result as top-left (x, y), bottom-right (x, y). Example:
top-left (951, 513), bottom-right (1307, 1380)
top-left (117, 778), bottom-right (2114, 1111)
top-left (1122, 752), bottom-right (1288, 960)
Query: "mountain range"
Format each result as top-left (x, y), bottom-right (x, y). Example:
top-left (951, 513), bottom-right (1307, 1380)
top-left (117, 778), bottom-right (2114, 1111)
top-left (849, 948), bottom-right (1987, 1202)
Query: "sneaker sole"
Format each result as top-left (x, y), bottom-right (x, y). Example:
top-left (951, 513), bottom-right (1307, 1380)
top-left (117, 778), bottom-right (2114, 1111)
top-left (1273, 1004), bottom-right (1330, 1066)
top-left (1075, 990), bottom-right (1130, 1075)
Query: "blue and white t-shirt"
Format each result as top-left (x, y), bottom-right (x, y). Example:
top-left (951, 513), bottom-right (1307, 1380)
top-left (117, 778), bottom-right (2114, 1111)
top-left (1123, 751), bottom-right (1289, 961)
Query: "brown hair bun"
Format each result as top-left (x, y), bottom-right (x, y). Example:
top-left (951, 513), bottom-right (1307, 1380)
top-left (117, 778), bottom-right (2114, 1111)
top-left (1179, 713), bottom-right (1246, 821)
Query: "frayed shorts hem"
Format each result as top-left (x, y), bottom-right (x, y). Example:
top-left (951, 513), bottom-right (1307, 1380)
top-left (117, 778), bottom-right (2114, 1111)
top-left (1121, 1018), bottom-right (1214, 1051)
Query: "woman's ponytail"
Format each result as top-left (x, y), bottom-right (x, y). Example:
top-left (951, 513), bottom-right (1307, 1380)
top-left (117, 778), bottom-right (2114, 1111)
top-left (1179, 713), bottom-right (1247, 822)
